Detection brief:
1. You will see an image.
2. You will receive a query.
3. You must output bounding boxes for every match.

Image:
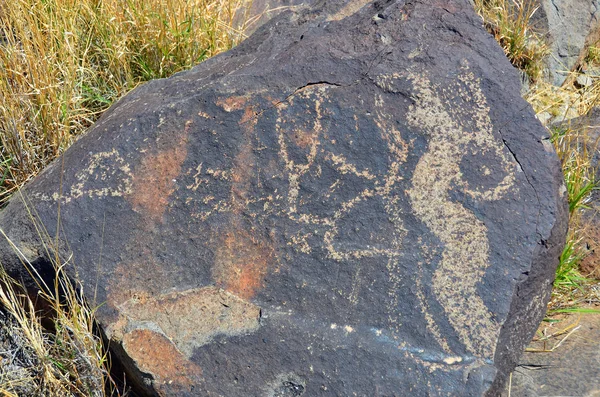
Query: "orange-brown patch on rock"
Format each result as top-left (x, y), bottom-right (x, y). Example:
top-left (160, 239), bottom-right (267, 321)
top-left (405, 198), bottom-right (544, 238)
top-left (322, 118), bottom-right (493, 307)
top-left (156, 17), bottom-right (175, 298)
top-left (229, 101), bottom-right (262, 211)
top-left (117, 286), bottom-right (261, 356)
top-left (240, 105), bottom-right (258, 126)
top-left (111, 121), bottom-right (193, 319)
top-left (216, 95), bottom-right (248, 112)
top-left (291, 127), bottom-right (320, 149)
top-left (230, 133), bottom-right (255, 212)
top-left (213, 228), bottom-right (273, 300)
top-left (122, 329), bottom-right (203, 396)
top-left (264, 94), bottom-right (283, 108)
top-left (212, 100), bottom-right (275, 299)
top-left (127, 123), bottom-right (190, 222)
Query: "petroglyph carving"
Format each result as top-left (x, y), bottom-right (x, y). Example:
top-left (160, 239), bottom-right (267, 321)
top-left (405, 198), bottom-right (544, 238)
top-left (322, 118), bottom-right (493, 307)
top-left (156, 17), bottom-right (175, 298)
top-left (187, 76), bottom-right (516, 362)
top-left (111, 286), bottom-right (260, 358)
top-left (275, 87), bottom-right (407, 262)
top-left (273, 87), bottom-right (410, 316)
top-left (41, 67), bottom-right (515, 364)
top-left (179, 86), bottom-right (411, 312)
top-left (32, 117), bottom-right (191, 214)
top-left (404, 65), bottom-right (517, 359)
top-left (32, 149), bottom-right (133, 203)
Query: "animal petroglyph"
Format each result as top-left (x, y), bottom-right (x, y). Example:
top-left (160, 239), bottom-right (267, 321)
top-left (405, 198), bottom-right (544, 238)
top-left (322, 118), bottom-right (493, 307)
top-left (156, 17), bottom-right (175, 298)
top-left (32, 118), bottom-right (192, 214)
top-left (404, 65), bottom-right (517, 359)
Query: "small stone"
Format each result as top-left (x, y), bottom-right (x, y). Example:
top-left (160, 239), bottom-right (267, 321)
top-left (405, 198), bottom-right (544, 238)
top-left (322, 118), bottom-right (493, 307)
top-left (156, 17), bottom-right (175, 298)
top-left (536, 111), bottom-right (552, 125)
top-left (575, 74), bottom-right (594, 88)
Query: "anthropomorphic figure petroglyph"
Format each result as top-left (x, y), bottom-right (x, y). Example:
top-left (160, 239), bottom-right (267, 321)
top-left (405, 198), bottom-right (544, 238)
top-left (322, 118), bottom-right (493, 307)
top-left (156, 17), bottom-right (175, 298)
top-left (274, 86), bottom-right (410, 315)
top-left (405, 65), bottom-right (517, 359)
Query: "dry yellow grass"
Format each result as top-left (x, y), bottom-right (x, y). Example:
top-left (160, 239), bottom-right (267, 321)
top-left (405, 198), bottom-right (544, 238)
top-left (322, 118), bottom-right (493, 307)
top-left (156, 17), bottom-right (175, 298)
top-left (472, 0), bottom-right (549, 82)
top-left (0, 0), bottom-right (250, 205)
top-left (524, 77), bottom-right (600, 308)
top-left (0, 269), bottom-right (112, 396)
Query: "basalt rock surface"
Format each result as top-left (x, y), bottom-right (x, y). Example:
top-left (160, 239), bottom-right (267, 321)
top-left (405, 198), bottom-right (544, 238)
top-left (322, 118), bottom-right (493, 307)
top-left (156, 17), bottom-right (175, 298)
top-left (232, 0), bottom-right (314, 37)
top-left (0, 0), bottom-right (568, 395)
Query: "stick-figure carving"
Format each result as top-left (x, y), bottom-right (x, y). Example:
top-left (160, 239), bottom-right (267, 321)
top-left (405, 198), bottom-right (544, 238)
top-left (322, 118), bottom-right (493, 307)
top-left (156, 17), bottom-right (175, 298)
top-left (274, 86), bottom-right (409, 312)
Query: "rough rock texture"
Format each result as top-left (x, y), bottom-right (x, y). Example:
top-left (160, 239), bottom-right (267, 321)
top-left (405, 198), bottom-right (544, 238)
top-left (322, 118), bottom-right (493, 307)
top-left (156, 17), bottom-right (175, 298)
top-left (530, 0), bottom-right (600, 86)
top-left (0, 0), bottom-right (568, 395)
top-left (502, 313), bottom-right (600, 397)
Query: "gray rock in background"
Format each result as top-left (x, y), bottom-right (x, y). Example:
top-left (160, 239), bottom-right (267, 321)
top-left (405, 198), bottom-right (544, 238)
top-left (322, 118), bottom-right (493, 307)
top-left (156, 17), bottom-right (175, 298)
top-left (502, 313), bottom-right (600, 397)
top-left (530, 0), bottom-right (600, 86)
top-left (0, 0), bottom-right (568, 395)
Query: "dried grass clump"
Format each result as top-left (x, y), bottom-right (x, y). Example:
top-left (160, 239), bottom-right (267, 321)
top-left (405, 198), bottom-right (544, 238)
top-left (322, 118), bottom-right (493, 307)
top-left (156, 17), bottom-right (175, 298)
top-left (0, 238), bottom-right (119, 396)
top-left (0, 0), bottom-right (250, 205)
top-left (473, 0), bottom-right (549, 82)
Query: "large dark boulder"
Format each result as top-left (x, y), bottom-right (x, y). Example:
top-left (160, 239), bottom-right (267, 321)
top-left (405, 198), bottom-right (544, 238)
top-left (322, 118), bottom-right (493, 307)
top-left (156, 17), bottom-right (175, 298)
top-left (0, 0), bottom-right (568, 395)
